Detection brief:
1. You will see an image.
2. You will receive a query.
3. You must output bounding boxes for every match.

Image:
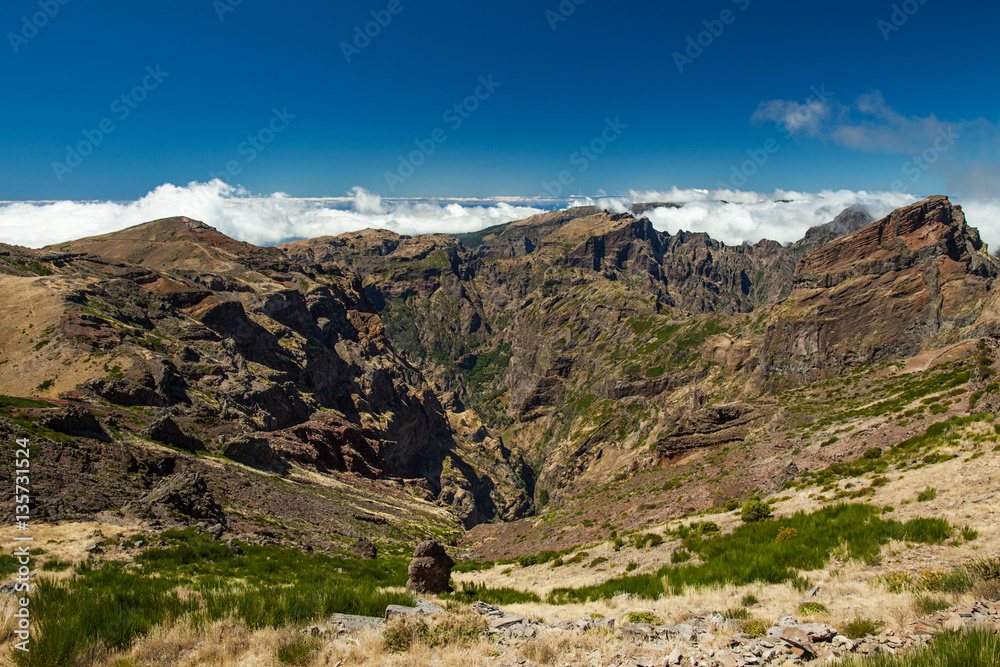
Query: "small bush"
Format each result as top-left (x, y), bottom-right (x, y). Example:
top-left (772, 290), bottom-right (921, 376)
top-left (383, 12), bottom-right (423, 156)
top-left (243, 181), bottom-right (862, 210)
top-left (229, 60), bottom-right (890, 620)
top-left (798, 602), bottom-right (828, 615)
top-left (671, 548), bottom-right (693, 564)
top-left (968, 556), bottom-right (1000, 581)
top-left (427, 613), bottom-right (487, 647)
top-left (775, 527), bottom-right (798, 543)
top-left (863, 447), bottom-right (883, 460)
top-left (740, 593), bottom-right (759, 607)
top-left (724, 499), bottom-right (740, 512)
top-left (740, 499), bottom-right (772, 523)
top-left (625, 562), bottom-right (639, 573)
top-left (623, 611), bottom-right (663, 625)
top-left (913, 594), bottom-right (951, 616)
top-left (383, 616), bottom-right (431, 653)
top-left (961, 525), bottom-right (979, 542)
top-left (723, 607), bottom-right (751, 620)
top-left (740, 618), bottom-right (769, 637)
top-left (276, 636), bottom-right (321, 665)
top-left (917, 487), bottom-right (938, 502)
top-left (842, 617), bottom-right (885, 639)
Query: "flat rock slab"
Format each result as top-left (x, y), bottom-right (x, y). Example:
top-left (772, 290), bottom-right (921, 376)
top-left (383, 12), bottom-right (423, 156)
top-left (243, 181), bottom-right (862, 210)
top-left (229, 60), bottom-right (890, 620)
top-left (328, 613), bottom-right (385, 631)
top-left (490, 614), bottom-right (527, 630)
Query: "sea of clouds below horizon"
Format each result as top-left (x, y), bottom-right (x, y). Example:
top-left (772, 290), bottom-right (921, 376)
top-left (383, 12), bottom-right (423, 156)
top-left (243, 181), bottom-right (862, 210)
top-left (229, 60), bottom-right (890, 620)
top-left (1, 181), bottom-right (998, 252)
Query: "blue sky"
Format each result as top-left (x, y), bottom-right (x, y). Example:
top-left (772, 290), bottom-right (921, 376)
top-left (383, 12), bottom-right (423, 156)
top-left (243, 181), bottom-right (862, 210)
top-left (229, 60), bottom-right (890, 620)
top-left (1, 0), bottom-right (998, 204)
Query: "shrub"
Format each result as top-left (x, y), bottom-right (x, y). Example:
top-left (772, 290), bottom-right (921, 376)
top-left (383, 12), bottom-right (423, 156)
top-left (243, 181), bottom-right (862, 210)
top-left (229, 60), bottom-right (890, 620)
top-left (382, 616), bottom-right (430, 653)
top-left (724, 499), bottom-right (740, 512)
top-left (798, 602), bottom-right (828, 615)
top-left (741, 499), bottom-right (772, 523)
top-left (623, 611), bottom-right (663, 625)
top-left (633, 533), bottom-right (664, 549)
top-left (842, 617), bottom-right (885, 639)
top-left (775, 527), bottom-right (798, 543)
top-left (740, 593), bottom-right (759, 607)
top-left (917, 487), bottom-right (938, 502)
top-left (967, 556), bottom-right (1000, 581)
top-left (913, 595), bottom-right (951, 616)
top-left (671, 548), bottom-right (693, 564)
top-left (589, 556), bottom-right (608, 569)
top-left (863, 447), bottom-right (882, 460)
top-left (625, 562), bottom-right (639, 573)
top-left (961, 525), bottom-right (979, 542)
top-left (697, 522), bottom-right (721, 536)
top-left (427, 613), bottom-right (487, 647)
top-left (740, 618), bottom-right (769, 637)
top-left (613, 537), bottom-right (623, 551)
top-left (276, 636), bottom-right (321, 665)
top-left (723, 607), bottom-right (751, 620)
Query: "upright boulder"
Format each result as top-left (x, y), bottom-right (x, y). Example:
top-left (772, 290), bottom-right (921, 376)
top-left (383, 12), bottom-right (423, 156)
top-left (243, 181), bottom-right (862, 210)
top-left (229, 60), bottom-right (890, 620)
top-left (405, 540), bottom-right (454, 594)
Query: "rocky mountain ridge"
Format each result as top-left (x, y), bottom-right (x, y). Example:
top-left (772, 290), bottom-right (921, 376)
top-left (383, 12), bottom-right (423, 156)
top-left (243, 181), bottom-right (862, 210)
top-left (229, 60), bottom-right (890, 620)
top-left (1, 195), bottom-right (997, 556)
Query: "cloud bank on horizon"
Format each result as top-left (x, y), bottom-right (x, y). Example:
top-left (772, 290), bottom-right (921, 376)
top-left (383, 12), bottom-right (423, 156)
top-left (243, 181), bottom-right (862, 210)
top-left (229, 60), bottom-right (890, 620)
top-left (0, 180), bottom-right (998, 251)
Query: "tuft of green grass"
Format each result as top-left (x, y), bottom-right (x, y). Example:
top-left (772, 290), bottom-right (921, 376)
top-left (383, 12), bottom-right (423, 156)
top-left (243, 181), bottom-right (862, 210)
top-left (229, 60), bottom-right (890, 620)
top-left (40, 558), bottom-right (71, 573)
top-left (842, 617), bottom-right (885, 639)
top-left (912, 594), bottom-right (952, 616)
top-left (622, 611), bottom-right (663, 625)
top-left (916, 487), bottom-right (938, 502)
top-left (797, 602), bottom-right (828, 615)
top-left (740, 593), bottom-right (759, 607)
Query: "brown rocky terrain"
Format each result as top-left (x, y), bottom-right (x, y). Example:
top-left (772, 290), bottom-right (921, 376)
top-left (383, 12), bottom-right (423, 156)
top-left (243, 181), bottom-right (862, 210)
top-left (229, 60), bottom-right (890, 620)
top-left (1, 196), bottom-right (998, 560)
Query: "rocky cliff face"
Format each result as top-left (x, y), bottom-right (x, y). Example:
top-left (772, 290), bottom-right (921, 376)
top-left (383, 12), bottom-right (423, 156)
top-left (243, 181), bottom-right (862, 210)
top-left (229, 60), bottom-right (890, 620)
top-left (0, 218), bottom-right (532, 540)
top-left (758, 196), bottom-right (999, 380)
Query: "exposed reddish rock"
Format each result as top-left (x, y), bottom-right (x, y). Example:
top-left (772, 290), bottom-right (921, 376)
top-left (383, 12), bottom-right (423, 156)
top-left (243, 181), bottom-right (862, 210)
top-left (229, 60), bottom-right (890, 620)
top-left (759, 196), bottom-right (1000, 379)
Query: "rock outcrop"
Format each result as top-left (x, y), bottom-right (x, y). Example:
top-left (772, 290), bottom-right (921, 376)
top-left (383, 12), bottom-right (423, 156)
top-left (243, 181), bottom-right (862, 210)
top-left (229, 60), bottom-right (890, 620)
top-left (760, 196), bottom-right (1000, 380)
top-left (405, 540), bottom-right (455, 594)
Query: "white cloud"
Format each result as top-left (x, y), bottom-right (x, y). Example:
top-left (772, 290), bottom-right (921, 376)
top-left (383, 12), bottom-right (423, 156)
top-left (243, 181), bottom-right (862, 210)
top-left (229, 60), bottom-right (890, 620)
top-left (0, 181), bottom-right (996, 253)
top-left (755, 90), bottom-right (994, 156)
top-left (628, 189), bottom-right (917, 246)
top-left (0, 181), bottom-right (546, 248)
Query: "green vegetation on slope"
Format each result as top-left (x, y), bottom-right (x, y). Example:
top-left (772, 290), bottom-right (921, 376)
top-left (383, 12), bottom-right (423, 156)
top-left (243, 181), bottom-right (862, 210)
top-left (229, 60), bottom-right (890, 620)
top-left (547, 503), bottom-right (953, 603)
top-left (14, 529), bottom-right (413, 667)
